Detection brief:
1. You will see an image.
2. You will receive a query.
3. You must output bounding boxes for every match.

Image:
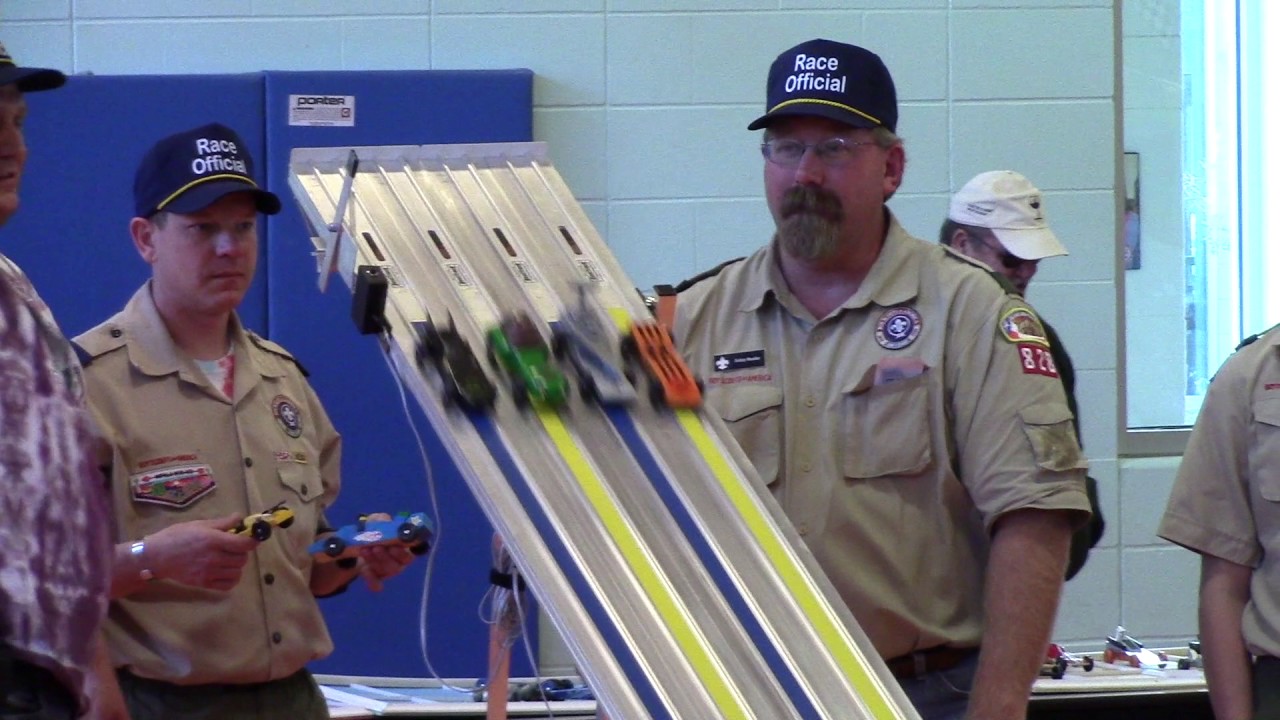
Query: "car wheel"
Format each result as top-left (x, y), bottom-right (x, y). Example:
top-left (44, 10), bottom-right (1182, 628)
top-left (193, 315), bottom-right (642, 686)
top-left (324, 536), bottom-right (346, 558)
top-left (551, 332), bottom-right (569, 359)
top-left (278, 514), bottom-right (295, 529)
top-left (579, 377), bottom-right (597, 403)
top-left (251, 520), bottom-right (272, 542)
top-left (619, 335), bottom-right (637, 359)
top-left (398, 522), bottom-right (422, 544)
top-left (649, 383), bottom-right (666, 408)
top-left (1082, 656), bottom-right (1094, 671)
top-left (511, 380), bottom-right (529, 408)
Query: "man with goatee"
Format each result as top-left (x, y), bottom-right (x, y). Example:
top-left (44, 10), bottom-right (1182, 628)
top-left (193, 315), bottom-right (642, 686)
top-left (668, 38), bottom-right (1091, 720)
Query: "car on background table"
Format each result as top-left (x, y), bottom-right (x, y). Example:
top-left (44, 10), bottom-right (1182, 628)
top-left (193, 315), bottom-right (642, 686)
top-left (1104, 626), bottom-right (1171, 669)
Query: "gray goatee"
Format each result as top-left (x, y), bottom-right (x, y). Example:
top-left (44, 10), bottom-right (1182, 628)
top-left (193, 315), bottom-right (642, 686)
top-left (776, 185), bottom-right (843, 260)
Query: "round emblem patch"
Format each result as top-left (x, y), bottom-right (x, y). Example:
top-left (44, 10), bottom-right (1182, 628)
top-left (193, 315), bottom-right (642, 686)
top-left (272, 395), bottom-right (303, 438)
top-left (875, 307), bottom-right (922, 350)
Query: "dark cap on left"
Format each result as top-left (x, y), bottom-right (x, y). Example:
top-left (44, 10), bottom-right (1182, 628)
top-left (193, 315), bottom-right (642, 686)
top-left (134, 122), bottom-right (281, 218)
top-left (0, 42), bottom-right (66, 92)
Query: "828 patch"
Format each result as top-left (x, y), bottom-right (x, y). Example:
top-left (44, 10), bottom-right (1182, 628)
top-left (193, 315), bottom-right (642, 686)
top-left (1017, 342), bottom-right (1059, 378)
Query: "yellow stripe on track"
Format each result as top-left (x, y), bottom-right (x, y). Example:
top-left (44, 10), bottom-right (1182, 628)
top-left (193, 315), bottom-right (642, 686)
top-left (676, 411), bottom-right (902, 720)
top-left (536, 408), bottom-right (752, 720)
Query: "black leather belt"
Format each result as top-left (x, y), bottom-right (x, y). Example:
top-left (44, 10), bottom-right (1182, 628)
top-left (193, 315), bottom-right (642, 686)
top-left (885, 646), bottom-right (979, 680)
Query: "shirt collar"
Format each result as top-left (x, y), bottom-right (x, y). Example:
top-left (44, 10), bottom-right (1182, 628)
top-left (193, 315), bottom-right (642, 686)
top-left (734, 209), bottom-right (922, 315)
top-left (120, 281), bottom-right (257, 378)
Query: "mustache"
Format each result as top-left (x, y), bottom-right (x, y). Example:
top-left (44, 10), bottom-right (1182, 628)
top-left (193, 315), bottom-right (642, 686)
top-left (779, 185), bottom-right (843, 222)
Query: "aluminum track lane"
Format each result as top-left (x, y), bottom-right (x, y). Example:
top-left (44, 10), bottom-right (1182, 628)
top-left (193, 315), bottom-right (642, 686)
top-left (368, 156), bottom-right (748, 717)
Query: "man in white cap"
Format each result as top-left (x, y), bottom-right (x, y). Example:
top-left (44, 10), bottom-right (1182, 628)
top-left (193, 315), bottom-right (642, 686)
top-left (941, 169), bottom-right (1105, 581)
top-left (941, 170), bottom-right (1066, 295)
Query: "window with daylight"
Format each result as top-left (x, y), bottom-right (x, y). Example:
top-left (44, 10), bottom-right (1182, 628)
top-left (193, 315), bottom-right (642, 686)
top-left (1124, 0), bottom-right (1280, 434)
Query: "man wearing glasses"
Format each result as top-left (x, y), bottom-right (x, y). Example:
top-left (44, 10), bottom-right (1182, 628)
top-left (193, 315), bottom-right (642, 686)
top-left (940, 170), bottom-right (1106, 583)
top-left (670, 39), bottom-right (1091, 720)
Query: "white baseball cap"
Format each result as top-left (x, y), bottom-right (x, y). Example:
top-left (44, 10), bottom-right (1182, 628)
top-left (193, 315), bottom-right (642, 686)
top-left (948, 170), bottom-right (1067, 260)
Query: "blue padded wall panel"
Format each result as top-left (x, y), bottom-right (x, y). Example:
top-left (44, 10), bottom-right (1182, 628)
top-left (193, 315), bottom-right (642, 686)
top-left (6, 74), bottom-right (267, 337)
top-left (262, 69), bottom-right (535, 680)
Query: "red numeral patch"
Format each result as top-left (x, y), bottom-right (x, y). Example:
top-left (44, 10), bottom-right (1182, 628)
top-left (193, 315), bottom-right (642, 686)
top-left (1017, 343), bottom-right (1059, 378)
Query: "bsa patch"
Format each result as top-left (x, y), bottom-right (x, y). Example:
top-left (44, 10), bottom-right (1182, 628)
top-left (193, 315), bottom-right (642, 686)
top-left (131, 463), bottom-right (215, 507)
top-left (1000, 308), bottom-right (1049, 347)
top-left (272, 394), bottom-right (303, 438)
top-left (875, 307), bottom-right (922, 350)
top-left (713, 350), bottom-right (766, 372)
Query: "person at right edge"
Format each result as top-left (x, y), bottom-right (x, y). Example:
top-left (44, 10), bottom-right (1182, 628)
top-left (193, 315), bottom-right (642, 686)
top-left (669, 39), bottom-right (1091, 720)
top-left (940, 170), bottom-right (1106, 580)
top-left (1158, 320), bottom-right (1280, 720)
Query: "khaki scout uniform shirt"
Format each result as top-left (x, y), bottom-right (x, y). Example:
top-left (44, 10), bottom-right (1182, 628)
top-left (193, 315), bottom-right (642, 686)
top-left (75, 283), bottom-right (342, 685)
top-left (1159, 324), bottom-right (1280, 658)
top-left (673, 214), bottom-right (1090, 660)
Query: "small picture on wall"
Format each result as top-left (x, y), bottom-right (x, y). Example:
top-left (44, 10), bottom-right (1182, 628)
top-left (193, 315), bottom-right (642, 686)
top-left (1124, 152), bottom-right (1141, 270)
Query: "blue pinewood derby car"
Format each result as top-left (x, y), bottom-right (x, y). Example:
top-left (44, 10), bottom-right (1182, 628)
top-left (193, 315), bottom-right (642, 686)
top-left (310, 511), bottom-right (433, 566)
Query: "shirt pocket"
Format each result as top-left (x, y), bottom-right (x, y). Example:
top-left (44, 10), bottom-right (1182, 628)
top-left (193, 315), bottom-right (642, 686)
top-left (1019, 403), bottom-right (1087, 472)
top-left (1253, 398), bottom-right (1280, 502)
top-left (841, 367), bottom-right (933, 480)
top-left (277, 462), bottom-right (323, 507)
top-left (719, 384), bottom-right (784, 487)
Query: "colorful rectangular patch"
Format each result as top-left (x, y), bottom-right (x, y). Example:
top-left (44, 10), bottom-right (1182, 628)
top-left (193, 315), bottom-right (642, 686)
top-left (1017, 343), bottom-right (1059, 378)
top-left (130, 463), bottom-right (216, 508)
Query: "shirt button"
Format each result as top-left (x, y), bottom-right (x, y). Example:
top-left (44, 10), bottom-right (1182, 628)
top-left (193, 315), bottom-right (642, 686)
top-left (300, 485), bottom-right (309, 497)
top-left (801, 461), bottom-right (812, 472)
top-left (264, 573), bottom-right (275, 585)
top-left (805, 396), bottom-right (816, 408)
top-left (244, 457), bottom-right (253, 468)
top-left (272, 632), bottom-right (282, 644)
top-left (798, 523), bottom-right (809, 536)
top-left (110, 328), bottom-right (123, 338)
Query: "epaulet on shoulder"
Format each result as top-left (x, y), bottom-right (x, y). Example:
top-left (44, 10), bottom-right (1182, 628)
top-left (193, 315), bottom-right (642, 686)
top-left (72, 324), bottom-right (129, 368)
top-left (248, 332), bottom-right (310, 377)
top-left (1236, 321), bottom-right (1280, 351)
top-left (672, 256), bottom-right (747, 294)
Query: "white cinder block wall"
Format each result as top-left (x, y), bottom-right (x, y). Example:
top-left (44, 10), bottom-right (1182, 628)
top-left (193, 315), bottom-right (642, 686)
top-left (5, 0), bottom-right (1200, 664)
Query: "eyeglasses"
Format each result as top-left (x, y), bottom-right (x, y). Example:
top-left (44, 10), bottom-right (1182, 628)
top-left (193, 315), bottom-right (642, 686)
top-left (760, 137), bottom-right (876, 167)
top-left (971, 233), bottom-right (1037, 271)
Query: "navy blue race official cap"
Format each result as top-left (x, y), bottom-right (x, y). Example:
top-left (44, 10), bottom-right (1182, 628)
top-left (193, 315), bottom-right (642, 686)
top-left (748, 38), bottom-right (897, 133)
top-left (0, 41), bottom-right (65, 93)
top-left (134, 122), bottom-right (281, 218)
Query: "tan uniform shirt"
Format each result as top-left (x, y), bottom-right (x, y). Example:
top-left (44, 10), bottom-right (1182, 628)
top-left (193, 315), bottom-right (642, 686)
top-left (75, 283), bottom-right (343, 685)
top-left (1159, 324), bottom-right (1280, 658)
top-left (673, 214), bottom-right (1089, 660)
